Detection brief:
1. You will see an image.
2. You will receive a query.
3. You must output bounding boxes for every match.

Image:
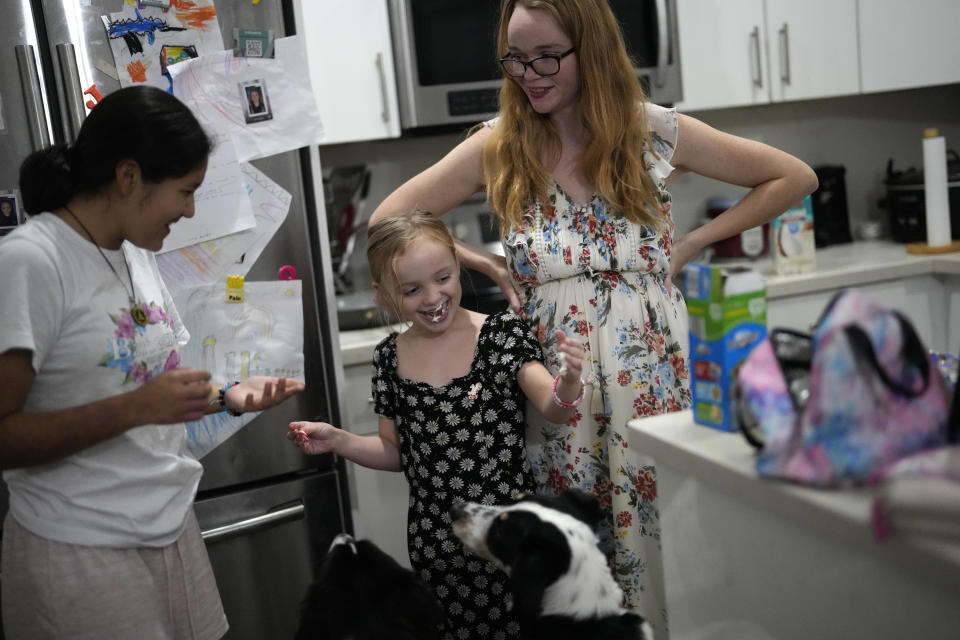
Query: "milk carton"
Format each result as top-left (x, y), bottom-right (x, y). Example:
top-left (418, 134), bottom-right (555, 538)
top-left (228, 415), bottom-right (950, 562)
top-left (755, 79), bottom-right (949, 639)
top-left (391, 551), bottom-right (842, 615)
top-left (684, 263), bottom-right (767, 432)
top-left (771, 195), bottom-right (816, 275)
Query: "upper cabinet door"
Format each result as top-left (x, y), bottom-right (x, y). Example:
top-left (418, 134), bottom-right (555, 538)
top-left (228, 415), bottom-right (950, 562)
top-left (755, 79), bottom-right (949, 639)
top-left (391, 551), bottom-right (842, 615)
top-left (859, 0), bottom-right (960, 94)
top-left (675, 0), bottom-right (769, 112)
top-left (765, 0), bottom-right (859, 103)
top-left (296, 0), bottom-right (401, 145)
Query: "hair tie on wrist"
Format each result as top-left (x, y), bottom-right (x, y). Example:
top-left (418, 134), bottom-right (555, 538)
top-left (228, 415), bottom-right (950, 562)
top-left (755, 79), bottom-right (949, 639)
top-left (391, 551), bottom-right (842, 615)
top-left (551, 374), bottom-right (584, 408)
top-left (220, 381), bottom-right (243, 416)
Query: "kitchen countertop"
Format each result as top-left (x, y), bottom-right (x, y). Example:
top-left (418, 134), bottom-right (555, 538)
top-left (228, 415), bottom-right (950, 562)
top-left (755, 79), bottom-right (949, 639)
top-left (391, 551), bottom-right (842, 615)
top-left (626, 410), bottom-right (960, 588)
top-left (338, 241), bottom-right (960, 364)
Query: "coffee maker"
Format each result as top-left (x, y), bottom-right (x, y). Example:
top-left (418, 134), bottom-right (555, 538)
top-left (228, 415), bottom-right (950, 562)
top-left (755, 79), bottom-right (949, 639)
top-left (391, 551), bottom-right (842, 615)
top-left (810, 165), bottom-right (853, 247)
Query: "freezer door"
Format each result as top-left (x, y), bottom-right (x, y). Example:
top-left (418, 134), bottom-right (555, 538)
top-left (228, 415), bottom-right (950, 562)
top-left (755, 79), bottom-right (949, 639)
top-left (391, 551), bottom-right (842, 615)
top-left (195, 470), bottom-right (349, 640)
top-left (0, 2), bottom-right (53, 193)
top-left (36, 0), bottom-right (125, 145)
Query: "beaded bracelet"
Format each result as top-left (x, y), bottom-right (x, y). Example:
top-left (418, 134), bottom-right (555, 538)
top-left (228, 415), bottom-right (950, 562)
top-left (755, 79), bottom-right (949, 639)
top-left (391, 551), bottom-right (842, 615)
top-left (219, 381), bottom-right (243, 416)
top-left (551, 374), bottom-right (584, 408)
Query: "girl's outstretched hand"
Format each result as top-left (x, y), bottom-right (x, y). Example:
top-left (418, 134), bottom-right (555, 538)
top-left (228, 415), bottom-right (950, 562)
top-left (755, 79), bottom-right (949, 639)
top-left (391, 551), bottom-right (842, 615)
top-left (225, 376), bottom-right (305, 414)
top-left (554, 330), bottom-right (586, 383)
top-left (287, 421), bottom-right (342, 456)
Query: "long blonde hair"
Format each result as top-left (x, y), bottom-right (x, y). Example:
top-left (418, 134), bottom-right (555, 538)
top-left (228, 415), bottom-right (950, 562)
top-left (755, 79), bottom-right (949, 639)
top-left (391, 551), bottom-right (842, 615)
top-left (483, 0), bottom-right (664, 232)
top-left (366, 209), bottom-right (458, 319)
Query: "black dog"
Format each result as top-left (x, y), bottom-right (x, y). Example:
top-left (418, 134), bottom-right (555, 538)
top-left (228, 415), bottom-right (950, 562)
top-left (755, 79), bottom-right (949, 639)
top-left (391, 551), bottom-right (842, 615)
top-left (450, 490), bottom-right (652, 640)
top-left (295, 533), bottom-right (445, 640)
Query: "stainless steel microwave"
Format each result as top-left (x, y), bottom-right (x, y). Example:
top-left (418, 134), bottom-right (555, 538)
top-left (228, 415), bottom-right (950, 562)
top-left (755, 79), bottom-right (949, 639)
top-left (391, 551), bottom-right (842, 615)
top-left (387, 0), bottom-right (683, 130)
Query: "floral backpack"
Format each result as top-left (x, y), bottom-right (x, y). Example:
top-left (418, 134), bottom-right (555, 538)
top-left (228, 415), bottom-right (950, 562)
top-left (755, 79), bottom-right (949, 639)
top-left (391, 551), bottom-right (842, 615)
top-left (736, 288), bottom-right (951, 487)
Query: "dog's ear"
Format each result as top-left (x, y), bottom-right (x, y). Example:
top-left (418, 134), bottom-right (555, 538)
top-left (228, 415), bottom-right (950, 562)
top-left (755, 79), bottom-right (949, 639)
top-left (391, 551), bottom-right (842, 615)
top-left (486, 510), bottom-right (540, 566)
top-left (557, 489), bottom-right (603, 531)
top-left (488, 512), bottom-right (571, 623)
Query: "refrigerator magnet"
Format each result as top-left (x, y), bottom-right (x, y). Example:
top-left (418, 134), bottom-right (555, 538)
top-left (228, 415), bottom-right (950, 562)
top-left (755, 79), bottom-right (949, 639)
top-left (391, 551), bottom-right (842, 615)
top-left (234, 27), bottom-right (275, 59)
top-left (160, 45), bottom-right (198, 77)
top-left (0, 192), bottom-right (21, 235)
top-left (240, 80), bottom-right (273, 124)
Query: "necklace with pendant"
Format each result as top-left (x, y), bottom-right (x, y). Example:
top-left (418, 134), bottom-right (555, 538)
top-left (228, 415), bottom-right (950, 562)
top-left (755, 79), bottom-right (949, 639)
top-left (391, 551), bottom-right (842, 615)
top-left (63, 205), bottom-right (148, 326)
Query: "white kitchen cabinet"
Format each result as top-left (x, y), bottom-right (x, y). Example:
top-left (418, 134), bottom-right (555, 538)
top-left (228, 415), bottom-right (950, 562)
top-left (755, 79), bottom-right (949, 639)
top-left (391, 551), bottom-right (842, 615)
top-left (675, 0), bottom-right (859, 111)
top-left (858, 0), bottom-right (960, 94)
top-left (295, 0), bottom-right (401, 145)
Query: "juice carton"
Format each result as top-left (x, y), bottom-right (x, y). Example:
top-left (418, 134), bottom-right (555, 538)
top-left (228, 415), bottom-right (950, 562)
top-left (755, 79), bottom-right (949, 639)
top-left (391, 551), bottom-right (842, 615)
top-left (771, 195), bottom-right (816, 275)
top-left (684, 263), bottom-right (767, 432)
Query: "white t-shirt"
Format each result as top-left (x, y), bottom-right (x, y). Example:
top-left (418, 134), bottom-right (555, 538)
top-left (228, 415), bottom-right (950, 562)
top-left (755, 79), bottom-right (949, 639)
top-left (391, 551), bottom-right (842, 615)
top-left (0, 214), bottom-right (202, 547)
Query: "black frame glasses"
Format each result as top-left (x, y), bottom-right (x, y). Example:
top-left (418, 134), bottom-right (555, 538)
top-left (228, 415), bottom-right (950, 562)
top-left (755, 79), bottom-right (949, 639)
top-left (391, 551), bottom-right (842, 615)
top-left (498, 47), bottom-right (576, 77)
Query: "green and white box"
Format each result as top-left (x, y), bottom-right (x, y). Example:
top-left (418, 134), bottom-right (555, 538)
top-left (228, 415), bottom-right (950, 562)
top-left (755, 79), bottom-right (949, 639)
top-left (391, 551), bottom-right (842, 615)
top-left (684, 263), bottom-right (767, 432)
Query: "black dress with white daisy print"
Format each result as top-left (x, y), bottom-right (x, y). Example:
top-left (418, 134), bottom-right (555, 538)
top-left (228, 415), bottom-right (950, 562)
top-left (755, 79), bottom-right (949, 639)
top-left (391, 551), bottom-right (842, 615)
top-left (372, 311), bottom-right (541, 639)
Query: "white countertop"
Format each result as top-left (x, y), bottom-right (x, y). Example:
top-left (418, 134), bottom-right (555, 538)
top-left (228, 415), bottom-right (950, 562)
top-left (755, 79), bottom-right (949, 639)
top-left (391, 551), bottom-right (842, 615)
top-left (338, 241), bottom-right (960, 365)
top-left (626, 410), bottom-right (960, 589)
top-left (716, 239), bottom-right (960, 297)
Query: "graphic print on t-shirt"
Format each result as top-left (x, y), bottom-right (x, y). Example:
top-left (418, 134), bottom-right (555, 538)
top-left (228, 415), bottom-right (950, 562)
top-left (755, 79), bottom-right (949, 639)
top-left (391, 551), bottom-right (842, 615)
top-left (102, 301), bottom-right (180, 384)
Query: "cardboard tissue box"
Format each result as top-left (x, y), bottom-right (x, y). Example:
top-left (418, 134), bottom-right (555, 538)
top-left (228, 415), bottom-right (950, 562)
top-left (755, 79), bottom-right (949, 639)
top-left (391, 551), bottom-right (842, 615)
top-left (684, 263), bottom-right (767, 432)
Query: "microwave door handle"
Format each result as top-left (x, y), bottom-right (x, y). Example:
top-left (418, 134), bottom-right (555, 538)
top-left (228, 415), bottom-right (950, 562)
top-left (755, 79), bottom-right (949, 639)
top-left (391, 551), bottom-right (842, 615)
top-left (15, 45), bottom-right (51, 151)
top-left (201, 501), bottom-right (306, 543)
top-left (55, 43), bottom-right (87, 144)
top-left (653, 0), bottom-right (669, 87)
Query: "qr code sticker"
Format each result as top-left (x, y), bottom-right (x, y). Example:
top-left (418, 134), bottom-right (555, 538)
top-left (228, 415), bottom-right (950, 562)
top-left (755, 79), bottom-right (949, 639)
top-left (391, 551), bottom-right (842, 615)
top-left (245, 39), bottom-right (263, 57)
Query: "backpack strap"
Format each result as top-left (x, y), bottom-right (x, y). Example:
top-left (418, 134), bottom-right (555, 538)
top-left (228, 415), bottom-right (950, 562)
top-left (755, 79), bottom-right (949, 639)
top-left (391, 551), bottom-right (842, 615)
top-left (842, 311), bottom-right (930, 398)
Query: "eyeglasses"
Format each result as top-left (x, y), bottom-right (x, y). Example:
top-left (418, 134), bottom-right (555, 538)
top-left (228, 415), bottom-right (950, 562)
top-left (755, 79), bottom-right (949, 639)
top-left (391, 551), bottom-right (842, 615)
top-left (498, 47), bottom-right (576, 77)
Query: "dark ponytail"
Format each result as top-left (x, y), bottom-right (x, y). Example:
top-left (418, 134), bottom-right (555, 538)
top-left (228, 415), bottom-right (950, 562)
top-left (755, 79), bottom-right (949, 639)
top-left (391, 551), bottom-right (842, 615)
top-left (19, 144), bottom-right (74, 215)
top-left (18, 86), bottom-right (213, 216)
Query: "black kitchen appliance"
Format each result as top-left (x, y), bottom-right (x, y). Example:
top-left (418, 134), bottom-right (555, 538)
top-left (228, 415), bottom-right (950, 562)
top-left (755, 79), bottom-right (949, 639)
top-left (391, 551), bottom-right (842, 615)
top-left (388, 0), bottom-right (683, 129)
top-left (883, 151), bottom-right (960, 243)
top-left (810, 165), bottom-right (853, 247)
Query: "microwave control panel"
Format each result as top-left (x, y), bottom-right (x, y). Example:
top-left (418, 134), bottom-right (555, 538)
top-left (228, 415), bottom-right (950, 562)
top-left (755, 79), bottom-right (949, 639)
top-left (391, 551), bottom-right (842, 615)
top-left (447, 88), bottom-right (500, 117)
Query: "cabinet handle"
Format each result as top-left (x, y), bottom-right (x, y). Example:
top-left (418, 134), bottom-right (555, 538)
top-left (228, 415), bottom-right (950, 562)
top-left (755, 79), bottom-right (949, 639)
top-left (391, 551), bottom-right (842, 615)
top-left (750, 26), bottom-right (763, 87)
top-left (652, 0), bottom-right (669, 88)
top-left (14, 45), bottom-right (50, 150)
top-left (778, 23), bottom-right (791, 85)
top-left (375, 52), bottom-right (389, 124)
top-left (55, 43), bottom-right (86, 144)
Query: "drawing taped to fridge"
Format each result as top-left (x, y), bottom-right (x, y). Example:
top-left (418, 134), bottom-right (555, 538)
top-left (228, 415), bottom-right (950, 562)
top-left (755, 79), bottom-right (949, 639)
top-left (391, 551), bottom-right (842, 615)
top-left (175, 279), bottom-right (305, 459)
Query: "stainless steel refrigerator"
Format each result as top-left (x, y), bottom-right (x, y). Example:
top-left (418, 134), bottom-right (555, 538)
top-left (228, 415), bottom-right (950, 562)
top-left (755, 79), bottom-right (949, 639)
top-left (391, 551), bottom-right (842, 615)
top-left (0, 2), bottom-right (351, 639)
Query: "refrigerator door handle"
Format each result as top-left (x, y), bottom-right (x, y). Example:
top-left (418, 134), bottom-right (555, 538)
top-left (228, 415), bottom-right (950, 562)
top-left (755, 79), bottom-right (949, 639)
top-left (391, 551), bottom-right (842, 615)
top-left (15, 45), bottom-right (51, 150)
top-left (55, 43), bottom-right (87, 144)
top-left (201, 501), bottom-right (306, 543)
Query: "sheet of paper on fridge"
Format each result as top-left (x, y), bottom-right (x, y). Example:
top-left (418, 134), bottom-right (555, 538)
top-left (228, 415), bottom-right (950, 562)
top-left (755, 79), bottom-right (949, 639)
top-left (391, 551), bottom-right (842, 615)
top-left (101, 2), bottom-right (223, 90)
top-left (157, 162), bottom-right (292, 296)
top-left (159, 137), bottom-right (256, 254)
top-left (169, 35), bottom-right (324, 162)
top-left (176, 279), bottom-right (305, 459)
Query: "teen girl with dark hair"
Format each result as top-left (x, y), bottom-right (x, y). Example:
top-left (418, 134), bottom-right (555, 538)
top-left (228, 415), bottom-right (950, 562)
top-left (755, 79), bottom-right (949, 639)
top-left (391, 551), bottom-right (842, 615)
top-left (0, 85), bottom-right (303, 639)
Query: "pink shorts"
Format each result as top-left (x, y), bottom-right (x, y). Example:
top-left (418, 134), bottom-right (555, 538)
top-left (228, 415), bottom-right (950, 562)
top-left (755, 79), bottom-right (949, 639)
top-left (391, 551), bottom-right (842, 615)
top-left (1, 511), bottom-right (228, 640)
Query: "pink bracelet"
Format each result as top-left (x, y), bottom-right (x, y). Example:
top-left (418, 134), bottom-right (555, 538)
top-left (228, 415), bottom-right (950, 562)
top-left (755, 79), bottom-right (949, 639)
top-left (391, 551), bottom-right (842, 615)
top-left (552, 374), bottom-right (584, 408)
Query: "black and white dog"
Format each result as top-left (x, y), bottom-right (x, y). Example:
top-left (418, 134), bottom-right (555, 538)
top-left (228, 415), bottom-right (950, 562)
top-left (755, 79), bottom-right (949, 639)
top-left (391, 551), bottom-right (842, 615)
top-left (451, 490), bottom-right (653, 640)
top-left (295, 533), bottom-right (445, 640)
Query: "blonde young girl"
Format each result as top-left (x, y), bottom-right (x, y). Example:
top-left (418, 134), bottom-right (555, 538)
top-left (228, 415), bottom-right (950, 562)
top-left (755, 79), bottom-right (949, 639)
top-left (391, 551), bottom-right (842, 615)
top-left (289, 210), bottom-right (584, 639)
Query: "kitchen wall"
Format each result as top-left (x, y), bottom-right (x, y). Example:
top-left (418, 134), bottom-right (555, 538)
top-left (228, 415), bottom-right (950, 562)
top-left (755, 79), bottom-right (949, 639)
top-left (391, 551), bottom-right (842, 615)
top-left (319, 83), bottom-right (960, 288)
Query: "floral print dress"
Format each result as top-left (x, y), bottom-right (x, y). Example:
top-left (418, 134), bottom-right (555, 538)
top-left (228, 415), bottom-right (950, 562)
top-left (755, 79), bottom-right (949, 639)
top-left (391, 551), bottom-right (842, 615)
top-left (500, 104), bottom-right (690, 633)
top-left (372, 311), bottom-right (541, 640)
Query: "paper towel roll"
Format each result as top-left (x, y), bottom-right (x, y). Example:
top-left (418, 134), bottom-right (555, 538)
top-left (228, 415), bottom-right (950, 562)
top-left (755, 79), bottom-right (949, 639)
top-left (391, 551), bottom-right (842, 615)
top-left (923, 128), bottom-right (951, 247)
